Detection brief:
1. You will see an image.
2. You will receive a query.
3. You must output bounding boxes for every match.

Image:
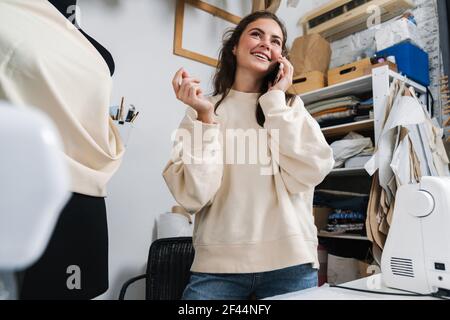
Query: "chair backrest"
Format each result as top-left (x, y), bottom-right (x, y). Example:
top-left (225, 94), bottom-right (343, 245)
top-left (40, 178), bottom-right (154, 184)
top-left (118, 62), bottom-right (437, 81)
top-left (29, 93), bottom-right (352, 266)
top-left (145, 237), bottom-right (195, 300)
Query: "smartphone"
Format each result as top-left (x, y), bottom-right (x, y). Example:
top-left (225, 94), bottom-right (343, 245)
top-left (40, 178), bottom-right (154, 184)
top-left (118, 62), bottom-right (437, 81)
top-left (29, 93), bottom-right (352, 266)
top-left (266, 62), bottom-right (281, 85)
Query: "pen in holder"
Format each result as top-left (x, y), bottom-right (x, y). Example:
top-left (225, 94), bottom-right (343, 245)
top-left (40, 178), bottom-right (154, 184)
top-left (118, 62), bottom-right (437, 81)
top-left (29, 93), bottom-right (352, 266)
top-left (110, 97), bottom-right (140, 147)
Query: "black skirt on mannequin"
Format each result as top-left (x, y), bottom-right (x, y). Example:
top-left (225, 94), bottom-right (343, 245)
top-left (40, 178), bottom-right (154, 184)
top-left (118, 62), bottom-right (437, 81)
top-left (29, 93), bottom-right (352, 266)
top-left (19, 193), bottom-right (109, 300)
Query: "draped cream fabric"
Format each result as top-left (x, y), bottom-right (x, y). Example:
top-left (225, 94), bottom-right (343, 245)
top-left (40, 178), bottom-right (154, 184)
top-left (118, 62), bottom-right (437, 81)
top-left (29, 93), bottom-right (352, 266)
top-left (0, 0), bottom-right (124, 196)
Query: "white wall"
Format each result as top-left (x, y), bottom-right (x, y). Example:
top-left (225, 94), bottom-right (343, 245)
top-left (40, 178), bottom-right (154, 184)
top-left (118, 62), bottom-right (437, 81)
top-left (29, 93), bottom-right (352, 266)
top-left (78, 0), bottom-right (213, 300)
top-left (76, 0), bottom-right (328, 300)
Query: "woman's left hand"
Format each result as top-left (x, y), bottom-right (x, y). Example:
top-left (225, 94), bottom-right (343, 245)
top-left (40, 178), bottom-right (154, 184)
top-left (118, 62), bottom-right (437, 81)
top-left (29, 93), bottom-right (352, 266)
top-left (269, 56), bottom-right (294, 93)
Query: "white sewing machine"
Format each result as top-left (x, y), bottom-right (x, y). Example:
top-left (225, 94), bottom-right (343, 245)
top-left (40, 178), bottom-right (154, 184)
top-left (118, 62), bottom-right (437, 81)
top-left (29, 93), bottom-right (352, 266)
top-left (381, 176), bottom-right (450, 295)
top-left (0, 103), bottom-right (70, 299)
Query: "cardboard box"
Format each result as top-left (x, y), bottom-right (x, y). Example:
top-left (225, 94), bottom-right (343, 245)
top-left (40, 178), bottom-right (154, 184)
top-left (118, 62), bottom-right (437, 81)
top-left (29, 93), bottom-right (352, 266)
top-left (313, 206), bottom-right (332, 231)
top-left (363, 61), bottom-right (398, 75)
top-left (328, 58), bottom-right (399, 86)
top-left (327, 254), bottom-right (373, 285)
top-left (375, 18), bottom-right (422, 52)
top-left (328, 58), bottom-right (372, 86)
top-left (358, 261), bottom-right (374, 278)
top-left (327, 254), bottom-right (357, 285)
top-left (287, 71), bottom-right (326, 95)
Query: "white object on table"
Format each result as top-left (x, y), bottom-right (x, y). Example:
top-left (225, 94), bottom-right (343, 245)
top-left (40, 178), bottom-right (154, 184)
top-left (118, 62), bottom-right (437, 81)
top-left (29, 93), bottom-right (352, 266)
top-left (265, 274), bottom-right (438, 300)
top-left (156, 206), bottom-right (194, 239)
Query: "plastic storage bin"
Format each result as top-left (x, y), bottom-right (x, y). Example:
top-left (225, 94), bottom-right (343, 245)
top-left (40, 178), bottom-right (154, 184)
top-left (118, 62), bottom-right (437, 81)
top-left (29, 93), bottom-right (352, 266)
top-left (376, 41), bottom-right (429, 86)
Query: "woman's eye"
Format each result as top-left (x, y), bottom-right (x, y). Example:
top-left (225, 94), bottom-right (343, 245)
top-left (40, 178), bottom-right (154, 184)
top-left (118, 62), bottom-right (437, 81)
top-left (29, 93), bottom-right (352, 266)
top-left (250, 32), bottom-right (261, 38)
top-left (272, 40), bottom-right (281, 46)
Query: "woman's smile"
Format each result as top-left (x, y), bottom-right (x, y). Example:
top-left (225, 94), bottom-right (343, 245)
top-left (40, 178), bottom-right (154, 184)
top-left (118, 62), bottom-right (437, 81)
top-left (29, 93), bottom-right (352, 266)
top-left (251, 51), bottom-right (271, 62)
top-left (233, 18), bottom-right (283, 75)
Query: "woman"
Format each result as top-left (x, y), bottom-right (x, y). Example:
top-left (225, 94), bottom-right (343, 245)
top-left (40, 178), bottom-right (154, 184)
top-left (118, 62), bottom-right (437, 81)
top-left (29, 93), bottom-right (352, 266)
top-left (0, 0), bottom-right (123, 299)
top-left (163, 11), bottom-right (335, 300)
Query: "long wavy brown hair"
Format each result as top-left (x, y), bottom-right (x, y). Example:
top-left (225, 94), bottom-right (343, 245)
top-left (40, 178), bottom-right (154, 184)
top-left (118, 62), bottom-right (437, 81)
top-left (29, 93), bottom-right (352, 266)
top-left (212, 11), bottom-right (295, 127)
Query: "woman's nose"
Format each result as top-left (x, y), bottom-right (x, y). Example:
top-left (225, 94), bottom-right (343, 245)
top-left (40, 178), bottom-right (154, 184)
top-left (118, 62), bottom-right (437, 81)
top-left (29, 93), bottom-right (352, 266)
top-left (259, 38), bottom-right (271, 50)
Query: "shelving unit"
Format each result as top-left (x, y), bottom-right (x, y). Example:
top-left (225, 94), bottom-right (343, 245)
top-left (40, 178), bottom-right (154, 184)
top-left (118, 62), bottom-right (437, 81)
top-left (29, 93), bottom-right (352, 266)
top-left (305, 65), bottom-right (428, 242)
top-left (318, 232), bottom-right (370, 241)
top-left (300, 74), bottom-right (373, 105)
top-left (300, 69), bottom-right (426, 105)
top-left (329, 167), bottom-right (368, 176)
top-left (301, 67), bottom-right (426, 141)
top-left (321, 119), bottom-right (374, 138)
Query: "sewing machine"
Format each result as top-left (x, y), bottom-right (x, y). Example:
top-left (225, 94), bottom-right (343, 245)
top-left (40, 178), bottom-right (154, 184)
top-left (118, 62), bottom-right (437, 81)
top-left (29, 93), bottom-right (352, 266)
top-left (381, 176), bottom-right (450, 295)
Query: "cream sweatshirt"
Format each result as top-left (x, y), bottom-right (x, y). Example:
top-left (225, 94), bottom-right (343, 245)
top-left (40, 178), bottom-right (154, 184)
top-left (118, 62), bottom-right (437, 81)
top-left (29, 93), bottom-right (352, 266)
top-left (0, 0), bottom-right (124, 196)
top-left (163, 89), bottom-right (335, 273)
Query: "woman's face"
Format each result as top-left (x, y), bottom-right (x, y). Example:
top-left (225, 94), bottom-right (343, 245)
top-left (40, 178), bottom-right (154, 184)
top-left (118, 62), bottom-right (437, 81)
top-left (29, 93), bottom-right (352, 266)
top-left (233, 18), bottom-right (284, 78)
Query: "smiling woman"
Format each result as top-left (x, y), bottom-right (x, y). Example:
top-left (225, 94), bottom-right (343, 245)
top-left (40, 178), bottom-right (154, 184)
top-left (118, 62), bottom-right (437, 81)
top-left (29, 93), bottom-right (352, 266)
top-left (163, 10), bottom-right (335, 300)
top-left (212, 11), bottom-right (293, 127)
top-left (232, 20), bottom-right (284, 86)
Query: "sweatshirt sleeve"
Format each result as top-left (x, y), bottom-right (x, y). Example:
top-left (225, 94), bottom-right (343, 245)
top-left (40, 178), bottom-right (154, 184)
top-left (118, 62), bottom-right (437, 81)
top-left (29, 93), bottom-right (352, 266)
top-left (259, 90), bottom-right (335, 194)
top-left (162, 107), bottom-right (223, 214)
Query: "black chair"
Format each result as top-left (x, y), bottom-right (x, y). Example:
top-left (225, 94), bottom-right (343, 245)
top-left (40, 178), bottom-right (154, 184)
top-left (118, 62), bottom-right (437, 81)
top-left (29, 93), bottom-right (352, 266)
top-left (119, 237), bottom-right (195, 300)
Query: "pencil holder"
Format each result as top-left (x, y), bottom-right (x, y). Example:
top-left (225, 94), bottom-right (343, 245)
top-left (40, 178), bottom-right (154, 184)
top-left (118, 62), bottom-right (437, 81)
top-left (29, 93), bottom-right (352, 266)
top-left (110, 104), bottom-right (137, 148)
top-left (116, 121), bottom-right (134, 148)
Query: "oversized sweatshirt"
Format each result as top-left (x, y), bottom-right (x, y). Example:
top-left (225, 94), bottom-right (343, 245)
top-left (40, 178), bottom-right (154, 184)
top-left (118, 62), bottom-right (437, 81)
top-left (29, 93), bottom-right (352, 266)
top-left (0, 0), bottom-right (123, 196)
top-left (163, 89), bottom-right (335, 273)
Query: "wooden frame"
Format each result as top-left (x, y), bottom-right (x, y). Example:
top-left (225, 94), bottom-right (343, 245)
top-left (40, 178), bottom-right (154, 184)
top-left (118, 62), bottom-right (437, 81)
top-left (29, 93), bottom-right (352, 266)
top-left (251, 0), bottom-right (281, 13)
top-left (174, 0), bottom-right (241, 67)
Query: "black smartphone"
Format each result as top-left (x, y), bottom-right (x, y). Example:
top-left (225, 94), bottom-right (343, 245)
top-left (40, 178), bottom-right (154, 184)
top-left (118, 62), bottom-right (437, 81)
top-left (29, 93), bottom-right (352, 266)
top-left (266, 62), bottom-right (281, 85)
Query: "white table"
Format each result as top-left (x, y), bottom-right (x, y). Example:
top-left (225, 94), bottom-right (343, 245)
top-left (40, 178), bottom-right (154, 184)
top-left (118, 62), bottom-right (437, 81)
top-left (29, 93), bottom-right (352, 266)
top-left (266, 274), bottom-right (439, 300)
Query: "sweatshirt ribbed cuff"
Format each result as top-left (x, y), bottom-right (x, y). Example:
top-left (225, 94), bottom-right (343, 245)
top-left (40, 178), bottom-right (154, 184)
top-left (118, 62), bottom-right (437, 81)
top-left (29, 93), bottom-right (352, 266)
top-left (259, 90), bottom-right (289, 115)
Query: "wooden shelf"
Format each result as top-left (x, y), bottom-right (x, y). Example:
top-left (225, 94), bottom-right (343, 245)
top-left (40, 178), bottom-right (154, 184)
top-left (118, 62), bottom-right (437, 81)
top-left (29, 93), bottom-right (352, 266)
top-left (308, 66), bottom-right (426, 245)
top-left (318, 232), bottom-right (370, 241)
top-left (321, 119), bottom-right (374, 138)
top-left (299, 69), bottom-right (426, 105)
top-left (300, 74), bottom-right (372, 105)
top-left (329, 167), bottom-right (369, 176)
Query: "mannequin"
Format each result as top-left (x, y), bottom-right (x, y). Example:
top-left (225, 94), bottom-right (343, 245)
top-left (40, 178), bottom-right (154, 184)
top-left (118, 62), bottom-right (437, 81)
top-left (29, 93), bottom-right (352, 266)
top-left (48, 0), bottom-right (115, 76)
top-left (7, 0), bottom-right (125, 299)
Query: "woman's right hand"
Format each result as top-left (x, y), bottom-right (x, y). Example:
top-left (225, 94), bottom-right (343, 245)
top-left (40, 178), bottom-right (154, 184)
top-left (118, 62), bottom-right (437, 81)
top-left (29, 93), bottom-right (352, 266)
top-left (172, 68), bottom-right (215, 123)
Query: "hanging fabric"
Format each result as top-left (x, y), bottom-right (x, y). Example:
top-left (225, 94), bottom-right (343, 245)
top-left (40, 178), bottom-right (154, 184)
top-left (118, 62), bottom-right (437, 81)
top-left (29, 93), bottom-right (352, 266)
top-left (365, 78), bottom-right (450, 255)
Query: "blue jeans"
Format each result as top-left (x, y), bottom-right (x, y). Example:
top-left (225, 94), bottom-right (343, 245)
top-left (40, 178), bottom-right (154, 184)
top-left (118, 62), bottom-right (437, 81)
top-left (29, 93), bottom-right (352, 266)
top-left (182, 263), bottom-right (318, 300)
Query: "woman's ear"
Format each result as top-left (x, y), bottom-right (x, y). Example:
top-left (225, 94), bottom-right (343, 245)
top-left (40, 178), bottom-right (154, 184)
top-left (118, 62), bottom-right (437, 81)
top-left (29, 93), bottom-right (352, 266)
top-left (232, 46), bottom-right (236, 56)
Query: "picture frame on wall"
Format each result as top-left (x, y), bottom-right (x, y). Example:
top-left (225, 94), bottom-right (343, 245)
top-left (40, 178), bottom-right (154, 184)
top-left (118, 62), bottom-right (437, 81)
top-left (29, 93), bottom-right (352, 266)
top-left (173, 0), bottom-right (242, 67)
